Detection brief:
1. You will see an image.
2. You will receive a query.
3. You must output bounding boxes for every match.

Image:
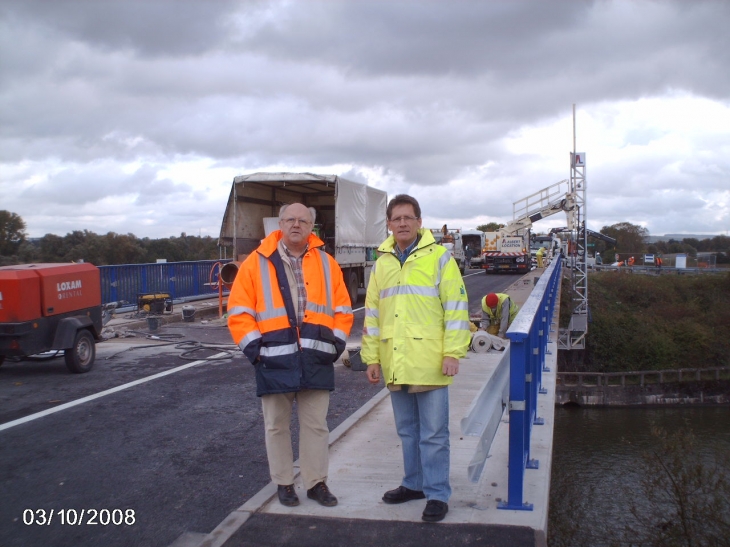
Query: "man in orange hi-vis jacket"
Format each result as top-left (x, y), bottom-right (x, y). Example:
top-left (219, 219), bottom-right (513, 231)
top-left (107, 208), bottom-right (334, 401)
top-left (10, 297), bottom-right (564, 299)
top-left (227, 203), bottom-right (353, 509)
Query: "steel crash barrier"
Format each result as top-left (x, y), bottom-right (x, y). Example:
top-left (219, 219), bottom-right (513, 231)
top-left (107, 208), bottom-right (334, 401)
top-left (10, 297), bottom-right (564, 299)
top-left (98, 260), bottom-right (232, 307)
top-left (501, 257), bottom-right (561, 511)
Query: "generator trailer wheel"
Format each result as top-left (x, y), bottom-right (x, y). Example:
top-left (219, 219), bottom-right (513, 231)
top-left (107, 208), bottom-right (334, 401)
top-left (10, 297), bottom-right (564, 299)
top-left (65, 329), bottom-right (96, 374)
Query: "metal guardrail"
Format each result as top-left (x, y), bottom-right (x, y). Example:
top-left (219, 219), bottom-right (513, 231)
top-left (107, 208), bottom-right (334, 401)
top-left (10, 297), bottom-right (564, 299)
top-left (98, 260), bottom-right (231, 307)
top-left (557, 367), bottom-right (730, 387)
top-left (592, 265), bottom-right (726, 275)
top-left (499, 256), bottom-right (562, 511)
top-left (460, 349), bottom-right (510, 483)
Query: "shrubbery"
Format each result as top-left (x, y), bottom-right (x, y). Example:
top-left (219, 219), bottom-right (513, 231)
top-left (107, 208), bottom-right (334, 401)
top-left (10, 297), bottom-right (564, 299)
top-left (561, 271), bottom-right (730, 371)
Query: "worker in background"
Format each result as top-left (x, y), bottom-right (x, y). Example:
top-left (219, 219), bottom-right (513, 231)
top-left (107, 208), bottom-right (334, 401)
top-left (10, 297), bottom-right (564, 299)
top-left (465, 244), bottom-right (474, 269)
top-left (595, 252), bottom-right (603, 265)
top-left (480, 292), bottom-right (519, 339)
top-left (362, 194), bottom-right (470, 523)
top-left (628, 256), bottom-right (635, 266)
top-left (536, 246), bottom-right (546, 268)
top-left (656, 255), bottom-right (663, 268)
top-left (227, 203), bottom-right (354, 509)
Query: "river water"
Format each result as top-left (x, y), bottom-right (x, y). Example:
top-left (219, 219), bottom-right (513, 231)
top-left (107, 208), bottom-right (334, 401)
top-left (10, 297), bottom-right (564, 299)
top-left (549, 406), bottom-right (730, 546)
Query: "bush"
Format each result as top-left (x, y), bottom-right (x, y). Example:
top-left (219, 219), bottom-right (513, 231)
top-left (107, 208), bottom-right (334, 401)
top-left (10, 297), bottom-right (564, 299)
top-left (561, 271), bottom-right (730, 371)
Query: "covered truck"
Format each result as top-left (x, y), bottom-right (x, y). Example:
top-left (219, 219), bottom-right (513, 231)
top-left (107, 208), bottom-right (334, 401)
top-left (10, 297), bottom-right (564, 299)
top-left (218, 172), bottom-right (388, 305)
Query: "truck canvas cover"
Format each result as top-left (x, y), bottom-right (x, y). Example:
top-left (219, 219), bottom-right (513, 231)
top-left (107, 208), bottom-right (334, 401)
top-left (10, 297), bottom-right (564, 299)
top-left (218, 173), bottom-right (387, 254)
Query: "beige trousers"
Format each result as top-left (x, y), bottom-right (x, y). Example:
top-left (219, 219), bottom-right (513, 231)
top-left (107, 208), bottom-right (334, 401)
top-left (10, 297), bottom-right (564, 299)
top-left (261, 389), bottom-right (330, 490)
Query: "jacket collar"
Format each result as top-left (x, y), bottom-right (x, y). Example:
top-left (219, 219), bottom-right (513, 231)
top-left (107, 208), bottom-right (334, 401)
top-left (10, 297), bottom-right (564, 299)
top-left (378, 228), bottom-right (436, 255)
top-left (257, 230), bottom-right (324, 259)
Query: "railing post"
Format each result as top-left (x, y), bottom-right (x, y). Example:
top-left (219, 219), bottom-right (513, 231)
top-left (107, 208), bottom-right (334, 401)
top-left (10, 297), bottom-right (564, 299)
top-left (498, 333), bottom-right (534, 511)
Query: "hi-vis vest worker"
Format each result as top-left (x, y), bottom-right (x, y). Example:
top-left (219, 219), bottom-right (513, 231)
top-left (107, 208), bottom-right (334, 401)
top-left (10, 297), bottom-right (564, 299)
top-left (481, 292), bottom-right (519, 338)
top-left (361, 228), bottom-right (471, 387)
top-left (227, 230), bottom-right (353, 397)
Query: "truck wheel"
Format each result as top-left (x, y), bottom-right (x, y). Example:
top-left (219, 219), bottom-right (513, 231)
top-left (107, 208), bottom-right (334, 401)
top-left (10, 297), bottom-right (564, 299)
top-left (64, 330), bottom-right (95, 373)
top-left (348, 270), bottom-right (359, 306)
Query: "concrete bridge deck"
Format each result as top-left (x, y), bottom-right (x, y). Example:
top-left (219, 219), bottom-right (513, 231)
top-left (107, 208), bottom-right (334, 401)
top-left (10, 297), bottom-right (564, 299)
top-left (169, 272), bottom-right (558, 547)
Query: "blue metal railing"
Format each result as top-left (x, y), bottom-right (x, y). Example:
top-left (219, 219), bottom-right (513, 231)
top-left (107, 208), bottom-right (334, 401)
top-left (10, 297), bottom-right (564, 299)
top-left (98, 260), bottom-right (231, 306)
top-left (498, 257), bottom-right (562, 511)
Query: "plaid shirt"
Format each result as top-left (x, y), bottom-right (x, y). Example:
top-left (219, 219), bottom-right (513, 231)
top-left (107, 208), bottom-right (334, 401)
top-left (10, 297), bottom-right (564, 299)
top-left (283, 244), bottom-right (307, 326)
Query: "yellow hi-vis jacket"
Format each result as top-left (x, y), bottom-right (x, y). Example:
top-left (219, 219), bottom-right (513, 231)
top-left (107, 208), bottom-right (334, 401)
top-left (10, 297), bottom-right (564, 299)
top-left (227, 230), bottom-right (353, 396)
top-left (361, 229), bottom-right (470, 387)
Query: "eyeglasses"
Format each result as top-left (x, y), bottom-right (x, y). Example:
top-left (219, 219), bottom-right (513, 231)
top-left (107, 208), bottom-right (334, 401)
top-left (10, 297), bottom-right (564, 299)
top-left (388, 216), bottom-right (419, 224)
top-left (280, 217), bottom-right (312, 227)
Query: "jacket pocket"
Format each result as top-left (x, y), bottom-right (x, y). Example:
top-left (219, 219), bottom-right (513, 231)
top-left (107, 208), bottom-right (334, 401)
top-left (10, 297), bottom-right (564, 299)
top-left (405, 323), bottom-right (442, 340)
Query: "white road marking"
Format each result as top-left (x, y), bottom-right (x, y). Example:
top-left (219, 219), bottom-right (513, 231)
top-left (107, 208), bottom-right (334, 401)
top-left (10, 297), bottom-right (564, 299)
top-left (0, 352), bottom-right (229, 433)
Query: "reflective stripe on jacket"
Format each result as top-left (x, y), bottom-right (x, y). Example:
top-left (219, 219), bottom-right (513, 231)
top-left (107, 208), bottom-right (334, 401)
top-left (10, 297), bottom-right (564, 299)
top-left (361, 229), bottom-right (470, 387)
top-left (227, 230), bottom-right (353, 396)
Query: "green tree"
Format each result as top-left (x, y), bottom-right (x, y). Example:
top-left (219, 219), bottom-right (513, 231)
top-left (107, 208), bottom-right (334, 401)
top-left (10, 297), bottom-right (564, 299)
top-left (476, 222), bottom-right (504, 232)
top-left (39, 234), bottom-right (65, 262)
top-left (0, 210), bottom-right (27, 256)
top-left (601, 222), bottom-right (648, 257)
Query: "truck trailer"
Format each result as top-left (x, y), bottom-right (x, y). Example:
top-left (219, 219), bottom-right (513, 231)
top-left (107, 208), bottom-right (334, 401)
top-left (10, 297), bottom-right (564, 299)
top-left (218, 172), bottom-right (388, 305)
top-left (481, 232), bottom-right (532, 274)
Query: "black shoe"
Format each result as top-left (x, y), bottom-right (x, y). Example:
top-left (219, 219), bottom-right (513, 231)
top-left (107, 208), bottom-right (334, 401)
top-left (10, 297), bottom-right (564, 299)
top-left (382, 485), bottom-right (426, 505)
top-left (422, 500), bottom-right (448, 522)
top-left (277, 484), bottom-right (300, 507)
top-left (307, 481), bottom-right (338, 507)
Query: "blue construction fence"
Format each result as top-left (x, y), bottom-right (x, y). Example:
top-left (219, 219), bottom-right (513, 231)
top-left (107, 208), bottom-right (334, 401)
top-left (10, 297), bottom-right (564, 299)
top-left (499, 256), bottom-right (562, 511)
top-left (98, 260), bottom-right (232, 307)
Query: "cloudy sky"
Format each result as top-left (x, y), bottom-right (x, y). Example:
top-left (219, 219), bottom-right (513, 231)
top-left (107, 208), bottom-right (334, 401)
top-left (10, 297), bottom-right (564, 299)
top-left (1, 0), bottom-right (729, 240)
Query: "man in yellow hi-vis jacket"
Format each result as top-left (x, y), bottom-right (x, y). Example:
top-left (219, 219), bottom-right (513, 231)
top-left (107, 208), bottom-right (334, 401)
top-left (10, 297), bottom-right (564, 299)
top-left (362, 194), bottom-right (470, 523)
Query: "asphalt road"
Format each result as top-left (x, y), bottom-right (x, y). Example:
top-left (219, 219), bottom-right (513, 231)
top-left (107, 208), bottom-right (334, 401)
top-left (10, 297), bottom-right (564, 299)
top-left (0, 267), bottom-right (521, 547)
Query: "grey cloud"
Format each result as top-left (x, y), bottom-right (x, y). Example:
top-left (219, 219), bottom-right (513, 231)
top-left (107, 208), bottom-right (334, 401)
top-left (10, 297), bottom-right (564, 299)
top-left (0, 0), bottom-right (240, 57)
top-left (19, 163), bottom-right (189, 206)
top-left (1, 0), bottom-right (729, 239)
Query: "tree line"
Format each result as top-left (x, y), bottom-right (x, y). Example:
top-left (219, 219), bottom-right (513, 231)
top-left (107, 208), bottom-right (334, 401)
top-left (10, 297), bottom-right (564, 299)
top-left (2, 210), bottom-right (728, 267)
top-left (0, 211), bottom-right (220, 266)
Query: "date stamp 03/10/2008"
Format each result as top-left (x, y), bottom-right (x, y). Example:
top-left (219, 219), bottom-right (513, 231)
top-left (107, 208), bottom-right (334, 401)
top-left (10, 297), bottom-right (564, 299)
top-left (20, 508), bottom-right (136, 526)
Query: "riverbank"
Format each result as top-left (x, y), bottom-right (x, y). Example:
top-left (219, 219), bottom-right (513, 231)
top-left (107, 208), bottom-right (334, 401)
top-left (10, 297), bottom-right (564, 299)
top-left (556, 377), bottom-right (730, 406)
top-left (555, 366), bottom-right (730, 407)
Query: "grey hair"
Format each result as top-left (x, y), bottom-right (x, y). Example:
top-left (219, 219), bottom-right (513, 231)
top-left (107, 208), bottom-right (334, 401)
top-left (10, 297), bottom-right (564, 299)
top-left (279, 204), bottom-right (316, 224)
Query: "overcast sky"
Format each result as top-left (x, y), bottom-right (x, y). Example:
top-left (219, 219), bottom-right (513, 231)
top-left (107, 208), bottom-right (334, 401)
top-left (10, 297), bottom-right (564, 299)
top-left (1, 0), bottom-right (729, 240)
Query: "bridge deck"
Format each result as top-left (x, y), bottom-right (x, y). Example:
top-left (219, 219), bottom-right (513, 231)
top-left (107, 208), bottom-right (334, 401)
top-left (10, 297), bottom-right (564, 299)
top-left (181, 273), bottom-right (558, 547)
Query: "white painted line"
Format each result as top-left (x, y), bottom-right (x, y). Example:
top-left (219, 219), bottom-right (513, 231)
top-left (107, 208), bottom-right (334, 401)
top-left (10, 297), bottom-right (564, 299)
top-left (0, 352), bottom-right (230, 433)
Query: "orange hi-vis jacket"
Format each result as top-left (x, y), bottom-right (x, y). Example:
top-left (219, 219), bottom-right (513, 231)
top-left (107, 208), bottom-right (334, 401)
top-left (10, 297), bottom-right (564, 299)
top-left (227, 230), bottom-right (353, 396)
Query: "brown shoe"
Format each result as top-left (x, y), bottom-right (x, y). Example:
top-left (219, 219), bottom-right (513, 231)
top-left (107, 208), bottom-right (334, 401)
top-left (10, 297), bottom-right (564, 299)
top-left (306, 481), bottom-right (338, 507)
top-left (277, 484), bottom-right (300, 507)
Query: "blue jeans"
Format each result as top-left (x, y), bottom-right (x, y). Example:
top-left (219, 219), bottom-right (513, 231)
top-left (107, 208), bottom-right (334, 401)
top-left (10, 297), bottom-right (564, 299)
top-left (390, 386), bottom-right (451, 503)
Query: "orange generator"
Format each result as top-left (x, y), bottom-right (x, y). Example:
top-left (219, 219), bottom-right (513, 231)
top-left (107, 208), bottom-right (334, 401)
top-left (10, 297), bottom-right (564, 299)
top-left (0, 263), bottom-right (103, 373)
